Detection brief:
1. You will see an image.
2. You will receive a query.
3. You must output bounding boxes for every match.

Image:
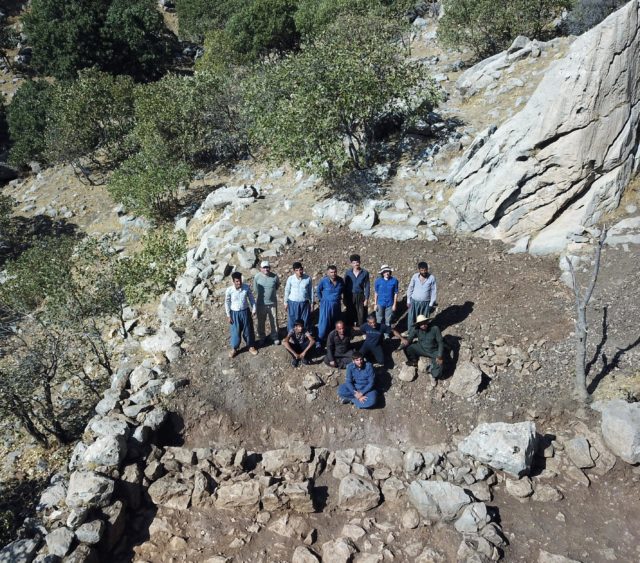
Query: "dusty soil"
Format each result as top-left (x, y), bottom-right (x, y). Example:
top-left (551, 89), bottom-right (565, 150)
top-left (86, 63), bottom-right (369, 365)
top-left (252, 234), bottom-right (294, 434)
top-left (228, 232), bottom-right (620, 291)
top-left (159, 231), bottom-right (640, 562)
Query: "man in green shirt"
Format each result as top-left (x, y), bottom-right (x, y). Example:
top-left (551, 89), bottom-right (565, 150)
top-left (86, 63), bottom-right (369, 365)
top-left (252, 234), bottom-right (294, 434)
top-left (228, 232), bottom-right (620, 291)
top-left (398, 314), bottom-right (444, 380)
top-left (253, 260), bottom-right (281, 345)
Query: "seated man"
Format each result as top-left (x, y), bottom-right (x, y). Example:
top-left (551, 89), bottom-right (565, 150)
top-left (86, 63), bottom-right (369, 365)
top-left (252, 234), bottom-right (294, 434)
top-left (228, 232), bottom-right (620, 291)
top-left (337, 352), bottom-right (377, 409)
top-left (283, 319), bottom-right (316, 367)
top-left (398, 314), bottom-right (444, 380)
top-left (359, 313), bottom-right (390, 365)
top-left (324, 320), bottom-right (353, 369)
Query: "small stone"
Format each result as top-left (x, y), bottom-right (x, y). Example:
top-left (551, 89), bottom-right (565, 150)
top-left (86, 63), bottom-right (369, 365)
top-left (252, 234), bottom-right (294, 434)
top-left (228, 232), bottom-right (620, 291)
top-left (505, 477), bottom-right (533, 499)
top-left (401, 508), bottom-right (421, 529)
top-left (564, 437), bottom-right (594, 469)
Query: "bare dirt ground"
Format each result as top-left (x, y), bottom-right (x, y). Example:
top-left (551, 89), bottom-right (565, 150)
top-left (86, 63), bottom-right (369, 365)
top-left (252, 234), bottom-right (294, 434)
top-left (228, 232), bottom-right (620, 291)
top-left (158, 230), bottom-right (640, 562)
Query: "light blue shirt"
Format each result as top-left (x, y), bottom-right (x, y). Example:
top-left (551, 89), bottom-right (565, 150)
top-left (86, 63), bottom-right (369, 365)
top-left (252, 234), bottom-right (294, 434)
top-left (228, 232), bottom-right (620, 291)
top-left (407, 273), bottom-right (437, 306)
top-left (284, 274), bottom-right (313, 303)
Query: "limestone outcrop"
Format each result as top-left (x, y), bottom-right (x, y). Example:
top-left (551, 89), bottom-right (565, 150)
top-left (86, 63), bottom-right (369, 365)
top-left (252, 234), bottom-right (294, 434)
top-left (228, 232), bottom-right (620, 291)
top-left (443, 1), bottom-right (640, 254)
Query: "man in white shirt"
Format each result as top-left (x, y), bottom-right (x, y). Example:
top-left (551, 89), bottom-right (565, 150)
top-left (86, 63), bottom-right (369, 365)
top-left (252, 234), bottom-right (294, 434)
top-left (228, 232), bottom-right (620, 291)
top-left (284, 261), bottom-right (314, 333)
top-left (225, 271), bottom-right (258, 358)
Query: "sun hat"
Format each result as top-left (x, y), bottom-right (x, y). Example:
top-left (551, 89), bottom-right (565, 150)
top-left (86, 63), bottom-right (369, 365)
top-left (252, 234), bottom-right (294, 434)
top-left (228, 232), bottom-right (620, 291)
top-left (413, 314), bottom-right (430, 326)
top-left (260, 260), bottom-right (270, 268)
top-left (378, 264), bottom-right (393, 274)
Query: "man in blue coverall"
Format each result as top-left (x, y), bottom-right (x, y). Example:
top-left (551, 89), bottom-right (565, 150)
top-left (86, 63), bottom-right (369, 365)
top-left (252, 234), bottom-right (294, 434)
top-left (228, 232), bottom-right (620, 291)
top-left (316, 265), bottom-right (345, 348)
top-left (337, 352), bottom-right (378, 409)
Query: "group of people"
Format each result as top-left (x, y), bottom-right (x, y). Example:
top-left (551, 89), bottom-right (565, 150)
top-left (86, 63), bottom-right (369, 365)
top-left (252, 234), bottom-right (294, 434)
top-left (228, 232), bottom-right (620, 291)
top-left (223, 255), bottom-right (444, 409)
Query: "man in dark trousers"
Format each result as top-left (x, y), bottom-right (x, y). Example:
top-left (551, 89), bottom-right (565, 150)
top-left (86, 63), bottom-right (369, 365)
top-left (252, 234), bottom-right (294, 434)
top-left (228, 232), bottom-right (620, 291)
top-left (406, 261), bottom-right (437, 330)
top-left (344, 254), bottom-right (370, 328)
top-left (316, 265), bottom-right (345, 348)
top-left (283, 319), bottom-right (316, 367)
top-left (359, 313), bottom-right (390, 366)
top-left (324, 320), bottom-right (353, 368)
top-left (399, 314), bottom-right (444, 380)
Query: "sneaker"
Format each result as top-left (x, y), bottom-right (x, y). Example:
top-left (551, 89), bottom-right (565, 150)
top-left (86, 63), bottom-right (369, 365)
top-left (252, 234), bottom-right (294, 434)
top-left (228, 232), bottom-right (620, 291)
top-left (249, 347), bottom-right (258, 356)
top-left (338, 397), bottom-right (350, 405)
top-left (272, 338), bottom-right (281, 346)
top-left (315, 341), bottom-right (322, 350)
top-left (291, 358), bottom-right (300, 368)
top-left (229, 349), bottom-right (237, 359)
top-left (302, 358), bottom-right (311, 365)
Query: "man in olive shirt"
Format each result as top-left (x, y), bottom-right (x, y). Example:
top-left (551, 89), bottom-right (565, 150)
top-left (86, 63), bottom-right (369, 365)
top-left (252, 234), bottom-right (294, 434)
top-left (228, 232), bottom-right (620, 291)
top-left (253, 260), bottom-right (280, 345)
top-left (398, 314), bottom-right (444, 380)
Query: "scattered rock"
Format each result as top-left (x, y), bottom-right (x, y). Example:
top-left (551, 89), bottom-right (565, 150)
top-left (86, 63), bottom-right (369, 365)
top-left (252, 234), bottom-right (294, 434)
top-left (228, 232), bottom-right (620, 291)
top-left (321, 538), bottom-right (357, 563)
top-left (407, 480), bottom-right (472, 522)
top-left (505, 477), bottom-right (534, 499)
top-left (596, 400), bottom-right (640, 464)
top-left (292, 546), bottom-right (320, 563)
top-left (448, 361), bottom-right (483, 398)
top-left (398, 364), bottom-right (417, 382)
top-left (564, 437), bottom-right (595, 469)
top-left (46, 527), bottom-right (74, 558)
top-left (338, 475), bottom-right (381, 512)
top-left (66, 471), bottom-right (114, 509)
top-left (538, 550), bottom-right (582, 563)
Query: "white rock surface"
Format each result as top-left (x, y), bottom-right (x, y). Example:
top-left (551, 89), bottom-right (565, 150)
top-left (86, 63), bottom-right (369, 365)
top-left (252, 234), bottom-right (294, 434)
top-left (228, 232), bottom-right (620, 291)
top-left (458, 421), bottom-right (537, 477)
top-left (407, 480), bottom-right (472, 522)
top-left (448, 361), bottom-right (483, 398)
top-left (141, 325), bottom-right (182, 354)
top-left (337, 475), bottom-right (381, 512)
top-left (596, 399), bottom-right (640, 464)
top-left (66, 471), bottom-right (114, 509)
top-left (445, 1), bottom-right (640, 254)
top-left (82, 435), bottom-right (127, 468)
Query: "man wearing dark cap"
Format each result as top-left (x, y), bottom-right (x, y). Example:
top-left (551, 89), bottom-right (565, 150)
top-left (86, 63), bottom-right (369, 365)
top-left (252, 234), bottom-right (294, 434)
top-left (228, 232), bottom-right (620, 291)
top-left (398, 314), bottom-right (444, 380)
top-left (344, 254), bottom-right (370, 327)
top-left (406, 261), bottom-right (437, 330)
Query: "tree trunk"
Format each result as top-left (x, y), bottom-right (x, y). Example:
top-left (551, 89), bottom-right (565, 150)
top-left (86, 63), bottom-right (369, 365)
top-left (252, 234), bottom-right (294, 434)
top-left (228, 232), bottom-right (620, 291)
top-left (574, 307), bottom-right (589, 402)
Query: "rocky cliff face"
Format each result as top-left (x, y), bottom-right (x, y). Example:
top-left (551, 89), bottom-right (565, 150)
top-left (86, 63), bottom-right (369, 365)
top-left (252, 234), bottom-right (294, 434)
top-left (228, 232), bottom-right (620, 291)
top-left (443, 0), bottom-right (640, 254)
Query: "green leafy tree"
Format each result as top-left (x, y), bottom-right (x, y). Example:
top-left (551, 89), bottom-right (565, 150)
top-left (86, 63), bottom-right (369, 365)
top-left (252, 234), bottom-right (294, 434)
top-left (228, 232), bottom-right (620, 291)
top-left (6, 80), bottom-right (54, 168)
top-left (226, 0), bottom-right (300, 60)
top-left (45, 69), bottom-right (136, 181)
top-left (23, 0), bottom-right (172, 80)
top-left (175, 0), bottom-right (247, 41)
top-left (115, 228), bottom-right (186, 304)
top-left (244, 14), bottom-right (436, 181)
top-left (438, 0), bottom-right (571, 58)
top-left (0, 102), bottom-right (8, 153)
top-left (108, 147), bottom-right (191, 220)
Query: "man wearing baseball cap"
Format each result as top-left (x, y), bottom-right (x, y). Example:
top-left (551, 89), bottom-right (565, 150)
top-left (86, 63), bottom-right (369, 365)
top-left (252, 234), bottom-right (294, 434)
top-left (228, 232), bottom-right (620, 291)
top-left (253, 260), bottom-right (280, 346)
top-left (399, 314), bottom-right (444, 381)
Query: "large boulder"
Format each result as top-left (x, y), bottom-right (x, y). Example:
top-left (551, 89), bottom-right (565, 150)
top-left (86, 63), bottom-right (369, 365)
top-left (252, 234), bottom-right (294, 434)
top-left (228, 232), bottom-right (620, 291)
top-left (66, 471), bottom-right (114, 509)
top-left (312, 198), bottom-right (356, 224)
top-left (215, 481), bottom-right (260, 510)
top-left (148, 475), bottom-right (194, 510)
top-left (448, 361), bottom-right (483, 398)
top-left (444, 1), bottom-right (640, 254)
top-left (337, 475), bottom-right (381, 512)
top-left (595, 400), bottom-right (640, 464)
top-left (140, 324), bottom-right (182, 354)
top-left (82, 435), bottom-right (127, 468)
top-left (407, 480), bottom-right (472, 522)
top-left (458, 421), bottom-right (537, 477)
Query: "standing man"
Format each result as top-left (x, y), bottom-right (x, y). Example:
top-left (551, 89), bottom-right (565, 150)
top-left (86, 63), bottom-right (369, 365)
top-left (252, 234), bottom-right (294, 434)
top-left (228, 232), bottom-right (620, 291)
top-left (316, 265), bottom-right (345, 348)
top-left (398, 315), bottom-right (444, 381)
top-left (324, 320), bottom-right (353, 368)
top-left (344, 254), bottom-right (370, 327)
top-left (337, 352), bottom-right (378, 409)
top-left (253, 260), bottom-right (280, 346)
top-left (406, 261), bottom-right (437, 330)
top-left (284, 262), bottom-right (313, 333)
top-left (373, 265), bottom-right (398, 334)
top-left (225, 272), bottom-right (258, 358)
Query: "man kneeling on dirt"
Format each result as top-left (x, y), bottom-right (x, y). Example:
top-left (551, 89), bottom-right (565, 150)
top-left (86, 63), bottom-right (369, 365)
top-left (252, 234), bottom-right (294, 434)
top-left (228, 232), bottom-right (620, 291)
top-left (399, 314), bottom-right (444, 381)
top-left (337, 352), bottom-right (378, 409)
top-left (283, 319), bottom-right (315, 368)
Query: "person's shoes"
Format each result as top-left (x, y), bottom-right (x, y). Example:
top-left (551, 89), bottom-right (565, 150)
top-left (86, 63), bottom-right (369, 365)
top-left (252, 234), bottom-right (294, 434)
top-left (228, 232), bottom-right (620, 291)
top-left (249, 347), bottom-right (258, 356)
top-left (291, 358), bottom-right (300, 368)
top-left (229, 348), bottom-right (238, 359)
top-left (257, 338), bottom-right (265, 347)
top-left (302, 358), bottom-right (311, 365)
top-left (405, 360), bottom-right (418, 367)
top-left (315, 341), bottom-right (322, 350)
top-left (430, 377), bottom-right (438, 389)
top-left (338, 397), bottom-right (350, 405)
top-left (272, 338), bottom-right (281, 345)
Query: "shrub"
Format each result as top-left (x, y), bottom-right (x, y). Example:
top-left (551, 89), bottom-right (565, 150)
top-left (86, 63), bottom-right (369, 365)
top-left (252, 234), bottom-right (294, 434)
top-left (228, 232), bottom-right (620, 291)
top-left (107, 147), bottom-right (192, 220)
top-left (0, 101), bottom-right (8, 151)
top-left (244, 14), bottom-right (436, 181)
top-left (225, 0), bottom-right (300, 60)
top-left (6, 80), bottom-right (53, 168)
top-left (45, 69), bottom-right (136, 173)
top-left (23, 0), bottom-right (172, 80)
top-left (115, 228), bottom-right (186, 304)
top-left (438, 0), bottom-right (571, 58)
top-left (563, 0), bottom-right (626, 35)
